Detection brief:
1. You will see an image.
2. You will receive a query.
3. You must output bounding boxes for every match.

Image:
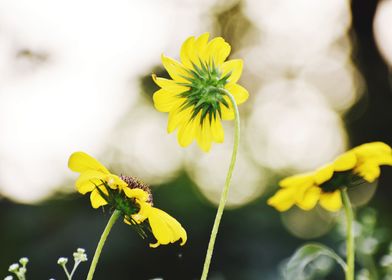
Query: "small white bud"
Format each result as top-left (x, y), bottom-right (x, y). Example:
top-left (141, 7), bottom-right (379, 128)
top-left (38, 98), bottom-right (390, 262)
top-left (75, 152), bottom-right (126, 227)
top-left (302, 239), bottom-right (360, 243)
top-left (19, 257), bottom-right (29, 266)
top-left (4, 276), bottom-right (13, 280)
top-left (8, 264), bottom-right (19, 273)
top-left (76, 248), bottom-right (85, 253)
top-left (57, 257), bottom-right (68, 265)
top-left (73, 248), bottom-right (88, 262)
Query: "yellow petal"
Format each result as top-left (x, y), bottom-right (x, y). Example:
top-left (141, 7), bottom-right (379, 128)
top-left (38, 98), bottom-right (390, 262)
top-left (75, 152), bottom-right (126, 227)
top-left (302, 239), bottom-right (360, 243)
top-left (355, 142), bottom-right (391, 154)
top-left (319, 190), bottom-right (342, 212)
top-left (193, 32), bottom-right (209, 54)
top-left (224, 83), bottom-right (249, 105)
top-left (333, 151), bottom-right (357, 171)
top-left (161, 54), bottom-right (191, 83)
top-left (123, 188), bottom-right (150, 202)
top-left (353, 142), bottom-right (392, 165)
top-left (106, 174), bottom-right (128, 189)
top-left (148, 207), bottom-right (187, 248)
top-left (153, 89), bottom-right (183, 112)
top-left (296, 186), bottom-right (321, 211)
top-left (133, 200), bottom-right (151, 223)
top-left (220, 59), bottom-right (243, 84)
top-left (294, 180), bottom-right (315, 202)
top-left (90, 188), bottom-right (108, 209)
top-left (354, 162), bottom-right (381, 182)
top-left (177, 118), bottom-right (198, 147)
top-left (314, 164), bottom-right (334, 185)
top-left (196, 118), bottom-right (213, 152)
top-left (152, 74), bottom-right (189, 94)
top-left (75, 170), bottom-right (107, 194)
top-left (179, 34), bottom-right (210, 69)
top-left (180, 36), bottom-right (196, 69)
top-left (167, 106), bottom-right (193, 133)
top-left (279, 173), bottom-right (314, 188)
top-left (68, 152), bottom-right (109, 174)
top-left (210, 117), bottom-right (224, 143)
top-left (203, 37), bottom-right (231, 66)
top-left (267, 188), bottom-right (297, 212)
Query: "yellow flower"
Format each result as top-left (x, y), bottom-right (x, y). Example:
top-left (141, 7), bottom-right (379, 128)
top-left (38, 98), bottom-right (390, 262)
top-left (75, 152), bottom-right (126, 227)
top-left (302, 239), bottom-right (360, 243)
top-left (268, 142), bottom-right (392, 212)
top-left (68, 152), bottom-right (187, 247)
top-left (152, 32), bottom-right (249, 152)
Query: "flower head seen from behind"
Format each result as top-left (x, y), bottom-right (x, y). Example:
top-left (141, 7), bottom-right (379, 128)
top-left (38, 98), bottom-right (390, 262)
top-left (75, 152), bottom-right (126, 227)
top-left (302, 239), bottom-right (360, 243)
top-left (268, 142), bottom-right (392, 212)
top-left (68, 152), bottom-right (187, 248)
top-left (152, 32), bottom-right (249, 152)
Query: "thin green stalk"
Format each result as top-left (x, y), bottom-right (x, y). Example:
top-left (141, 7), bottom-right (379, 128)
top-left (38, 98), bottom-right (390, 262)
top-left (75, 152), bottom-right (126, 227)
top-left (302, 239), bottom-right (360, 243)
top-left (86, 209), bottom-right (121, 280)
top-left (61, 264), bottom-right (71, 280)
top-left (200, 89), bottom-right (240, 280)
top-left (342, 189), bottom-right (355, 280)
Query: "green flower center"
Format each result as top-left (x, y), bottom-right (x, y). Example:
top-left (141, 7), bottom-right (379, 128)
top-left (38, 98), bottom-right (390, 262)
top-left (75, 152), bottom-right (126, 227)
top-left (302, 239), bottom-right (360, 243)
top-left (179, 60), bottom-right (231, 124)
top-left (319, 171), bottom-right (365, 192)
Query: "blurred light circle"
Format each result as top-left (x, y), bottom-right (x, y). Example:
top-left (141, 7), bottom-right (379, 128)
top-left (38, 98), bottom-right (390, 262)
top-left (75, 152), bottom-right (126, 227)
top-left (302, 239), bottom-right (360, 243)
top-left (0, 69), bottom-right (131, 203)
top-left (374, 0), bottom-right (392, 66)
top-left (246, 79), bottom-right (348, 172)
top-left (0, 0), bottom-right (216, 203)
top-left (281, 207), bottom-right (336, 239)
top-left (243, 0), bottom-right (351, 56)
top-left (185, 126), bottom-right (268, 208)
top-left (348, 181), bottom-right (378, 208)
top-left (299, 51), bottom-right (361, 112)
top-left (109, 102), bottom-right (184, 186)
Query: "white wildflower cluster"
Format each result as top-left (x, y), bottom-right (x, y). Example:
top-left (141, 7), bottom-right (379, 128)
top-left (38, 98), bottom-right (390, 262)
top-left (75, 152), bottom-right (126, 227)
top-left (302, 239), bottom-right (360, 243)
top-left (3, 249), bottom-right (88, 280)
top-left (57, 248), bottom-right (88, 280)
top-left (4, 257), bottom-right (29, 280)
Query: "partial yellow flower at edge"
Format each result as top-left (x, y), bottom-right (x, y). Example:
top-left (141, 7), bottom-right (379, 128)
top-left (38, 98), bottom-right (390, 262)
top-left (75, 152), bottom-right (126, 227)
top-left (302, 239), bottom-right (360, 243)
top-left (268, 142), bottom-right (392, 213)
top-left (152, 32), bottom-right (249, 152)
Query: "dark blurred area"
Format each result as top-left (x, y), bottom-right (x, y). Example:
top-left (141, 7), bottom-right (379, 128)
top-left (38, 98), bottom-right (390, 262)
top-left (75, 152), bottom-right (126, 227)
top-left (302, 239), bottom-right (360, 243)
top-left (1, 0), bottom-right (392, 279)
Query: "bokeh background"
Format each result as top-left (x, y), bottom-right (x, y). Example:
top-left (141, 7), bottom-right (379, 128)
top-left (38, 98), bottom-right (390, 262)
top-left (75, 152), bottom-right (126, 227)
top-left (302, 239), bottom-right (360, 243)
top-left (1, 0), bottom-right (392, 279)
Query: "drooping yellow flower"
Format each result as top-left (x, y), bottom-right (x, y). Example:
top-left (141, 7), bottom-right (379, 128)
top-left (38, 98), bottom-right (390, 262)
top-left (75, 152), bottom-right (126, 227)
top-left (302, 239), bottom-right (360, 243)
top-left (152, 33), bottom-right (249, 152)
top-left (268, 142), bottom-right (392, 212)
top-left (68, 152), bottom-right (187, 247)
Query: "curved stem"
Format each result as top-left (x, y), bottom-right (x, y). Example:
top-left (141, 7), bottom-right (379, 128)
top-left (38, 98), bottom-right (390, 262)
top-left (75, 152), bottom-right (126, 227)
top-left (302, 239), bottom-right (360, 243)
top-left (86, 210), bottom-right (121, 280)
top-left (341, 189), bottom-right (355, 280)
top-left (200, 89), bottom-right (240, 280)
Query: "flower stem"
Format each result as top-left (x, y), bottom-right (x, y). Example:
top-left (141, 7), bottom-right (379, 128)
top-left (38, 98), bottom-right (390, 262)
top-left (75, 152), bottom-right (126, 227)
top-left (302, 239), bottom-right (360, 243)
top-left (200, 89), bottom-right (240, 280)
top-left (341, 188), bottom-right (355, 280)
top-left (86, 209), bottom-right (121, 280)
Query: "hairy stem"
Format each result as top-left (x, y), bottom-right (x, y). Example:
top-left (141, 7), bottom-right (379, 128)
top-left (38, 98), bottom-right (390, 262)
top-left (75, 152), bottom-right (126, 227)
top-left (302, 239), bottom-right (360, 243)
top-left (86, 210), bottom-right (121, 280)
top-left (200, 89), bottom-right (240, 280)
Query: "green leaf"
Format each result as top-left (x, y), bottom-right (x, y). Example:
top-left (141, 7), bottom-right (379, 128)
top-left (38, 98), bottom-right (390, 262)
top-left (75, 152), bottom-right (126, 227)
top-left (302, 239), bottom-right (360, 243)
top-left (284, 243), bottom-right (346, 280)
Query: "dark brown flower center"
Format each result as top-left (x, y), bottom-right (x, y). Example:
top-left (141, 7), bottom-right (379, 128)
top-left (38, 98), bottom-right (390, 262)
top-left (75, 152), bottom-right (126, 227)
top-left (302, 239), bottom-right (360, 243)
top-left (120, 175), bottom-right (153, 205)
